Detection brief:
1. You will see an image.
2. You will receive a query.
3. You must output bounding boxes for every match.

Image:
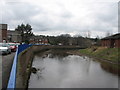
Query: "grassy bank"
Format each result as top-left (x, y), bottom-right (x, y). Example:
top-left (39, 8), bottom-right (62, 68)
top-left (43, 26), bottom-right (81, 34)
top-left (79, 46), bottom-right (120, 64)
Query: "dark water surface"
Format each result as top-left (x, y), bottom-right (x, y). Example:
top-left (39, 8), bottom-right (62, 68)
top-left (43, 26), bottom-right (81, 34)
top-left (28, 50), bottom-right (119, 88)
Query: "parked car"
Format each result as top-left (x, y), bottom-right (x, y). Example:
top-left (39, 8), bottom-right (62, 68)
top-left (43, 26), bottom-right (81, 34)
top-left (8, 43), bottom-right (18, 52)
top-left (0, 43), bottom-right (11, 55)
top-left (15, 43), bottom-right (20, 47)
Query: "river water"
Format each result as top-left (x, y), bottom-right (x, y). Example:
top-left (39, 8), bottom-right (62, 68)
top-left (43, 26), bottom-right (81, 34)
top-left (28, 50), bottom-right (119, 88)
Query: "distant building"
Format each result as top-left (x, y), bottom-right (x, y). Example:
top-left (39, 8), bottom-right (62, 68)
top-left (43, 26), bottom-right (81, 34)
top-left (101, 33), bottom-right (120, 48)
top-left (0, 24), bottom-right (7, 42)
top-left (7, 30), bottom-right (22, 43)
top-left (0, 24), bottom-right (22, 43)
top-left (29, 36), bottom-right (49, 44)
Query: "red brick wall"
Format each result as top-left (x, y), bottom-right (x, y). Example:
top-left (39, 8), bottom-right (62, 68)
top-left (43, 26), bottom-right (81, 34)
top-left (115, 39), bottom-right (120, 48)
top-left (101, 40), bottom-right (111, 48)
top-left (101, 39), bottom-right (120, 48)
top-left (2, 29), bottom-right (7, 40)
top-left (0, 24), bottom-right (7, 42)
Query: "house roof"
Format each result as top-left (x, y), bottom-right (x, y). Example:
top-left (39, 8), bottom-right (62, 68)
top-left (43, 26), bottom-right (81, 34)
top-left (101, 33), bottom-right (120, 40)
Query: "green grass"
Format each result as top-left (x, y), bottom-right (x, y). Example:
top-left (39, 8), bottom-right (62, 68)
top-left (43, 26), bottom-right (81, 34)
top-left (79, 47), bottom-right (120, 63)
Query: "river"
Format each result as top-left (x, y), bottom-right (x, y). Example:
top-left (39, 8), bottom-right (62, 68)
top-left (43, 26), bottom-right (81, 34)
top-left (28, 50), bottom-right (119, 88)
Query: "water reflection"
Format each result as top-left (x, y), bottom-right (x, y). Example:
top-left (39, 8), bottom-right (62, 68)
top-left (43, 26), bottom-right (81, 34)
top-left (28, 50), bottom-right (118, 88)
top-left (36, 50), bottom-right (70, 59)
top-left (100, 61), bottom-right (120, 76)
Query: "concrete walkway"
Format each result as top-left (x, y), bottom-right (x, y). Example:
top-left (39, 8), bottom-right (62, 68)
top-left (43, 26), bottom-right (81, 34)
top-left (1, 53), bottom-right (15, 89)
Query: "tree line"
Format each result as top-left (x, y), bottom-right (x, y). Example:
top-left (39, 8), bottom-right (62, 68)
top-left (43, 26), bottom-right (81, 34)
top-left (15, 23), bottom-right (100, 47)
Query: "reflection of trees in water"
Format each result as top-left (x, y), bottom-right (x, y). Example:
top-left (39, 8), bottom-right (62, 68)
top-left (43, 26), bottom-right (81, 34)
top-left (36, 49), bottom-right (69, 59)
top-left (36, 52), bottom-right (49, 58)
top-left (84, 57), bottom-right (91, 74)
top-left (35, 49), bottom-right (120, 76)
top-left (100, 62), bottom-right (120, 76)
top-left (31, 67), bottom-right (45, 80)
top-left (36, 71), bottom-right (44, 80)
top-left (48, 49), bottom-right (69, 59)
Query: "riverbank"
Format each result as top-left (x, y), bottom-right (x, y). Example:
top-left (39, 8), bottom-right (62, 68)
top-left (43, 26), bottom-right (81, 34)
top-left (80, 47), bottom-right (120, 64)
top-left (68, 46), bottom-right (120, 64)
top-left (67, 47), bottom-right (120, 76)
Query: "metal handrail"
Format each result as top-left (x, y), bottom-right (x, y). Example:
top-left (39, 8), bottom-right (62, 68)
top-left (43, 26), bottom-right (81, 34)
top-left (7, 48), bottom-right (18, 89)
top-left (7, 44), bottom-right (32, 89)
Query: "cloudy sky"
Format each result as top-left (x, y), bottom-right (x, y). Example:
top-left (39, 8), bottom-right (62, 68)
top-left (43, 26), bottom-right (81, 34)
top-left (0, 0), bottom-right (119, 38)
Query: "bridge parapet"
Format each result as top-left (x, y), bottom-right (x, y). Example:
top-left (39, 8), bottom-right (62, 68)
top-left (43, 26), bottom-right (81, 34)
top-left (7, 44), bottom-right (32, 89)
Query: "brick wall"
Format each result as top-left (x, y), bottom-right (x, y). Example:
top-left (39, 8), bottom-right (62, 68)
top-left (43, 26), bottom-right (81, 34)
top-left (0, 24), bottom-right (7, 42)
top-left (101, 40), bottom-right (111, 48)
top-left (115, 39), bottom-right (120, 48)
top-left (2, 29), bottom-right (7, 40)
top-left (101, 39), bottom-right (120, 48)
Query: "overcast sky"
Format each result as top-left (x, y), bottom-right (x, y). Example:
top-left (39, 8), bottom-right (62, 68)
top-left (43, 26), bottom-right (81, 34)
top-left (0, 0), bottom-right (119, 38)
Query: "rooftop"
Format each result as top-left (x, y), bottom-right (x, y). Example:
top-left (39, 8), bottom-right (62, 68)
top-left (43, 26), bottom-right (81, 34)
top-left (101, 33), bottom-right (120, 40)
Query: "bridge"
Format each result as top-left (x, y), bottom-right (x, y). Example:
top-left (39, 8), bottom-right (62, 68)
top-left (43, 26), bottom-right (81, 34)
top-left (6, 44), bottom-right (86, 89)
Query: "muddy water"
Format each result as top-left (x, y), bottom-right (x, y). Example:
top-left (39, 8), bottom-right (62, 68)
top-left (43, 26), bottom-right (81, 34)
top-left (28, 50), bottom-right (119, 88)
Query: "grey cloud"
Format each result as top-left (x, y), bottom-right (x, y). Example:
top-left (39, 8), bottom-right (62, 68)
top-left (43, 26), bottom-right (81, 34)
top-left (61, 12), bottom-right (73, 18)
top-left (84, 3), bottom-right (118, 32)
top-left (2, 2), bottom-right (42, 24)
top-left (1, 0), bottom-right (118, 37)
top-left (96, 3), bottom-right (117, 23)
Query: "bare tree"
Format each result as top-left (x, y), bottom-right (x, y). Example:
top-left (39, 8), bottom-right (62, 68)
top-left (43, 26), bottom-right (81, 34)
top-left (106, 31), bottom-right (112, 37)
top-left (87, 30), bottom-right (91, 38)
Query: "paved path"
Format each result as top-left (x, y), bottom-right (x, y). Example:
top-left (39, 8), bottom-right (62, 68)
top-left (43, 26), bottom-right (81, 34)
top-left (0, 53), bottom-right (15, 89)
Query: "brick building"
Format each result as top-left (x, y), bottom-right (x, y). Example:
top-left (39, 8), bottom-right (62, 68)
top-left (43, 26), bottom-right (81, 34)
top-left (0, 24), bottom-right (7, 42)
top-left (101, 33), bottom-right (120, 48)
top-left (29, 36), bottom-right (48, 44)
top-left (7, 30), bottom-right (22, 43)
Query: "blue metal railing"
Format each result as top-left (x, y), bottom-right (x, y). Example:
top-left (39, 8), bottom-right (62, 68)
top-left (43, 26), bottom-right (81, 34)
top-left (7, 44), bottom-right (32, 89)
top-left (7, 48), bottom-right (18, 89)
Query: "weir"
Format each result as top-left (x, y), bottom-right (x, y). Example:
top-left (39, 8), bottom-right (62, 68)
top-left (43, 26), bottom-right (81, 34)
top-left (7, 45), bottom-right (86, 89)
